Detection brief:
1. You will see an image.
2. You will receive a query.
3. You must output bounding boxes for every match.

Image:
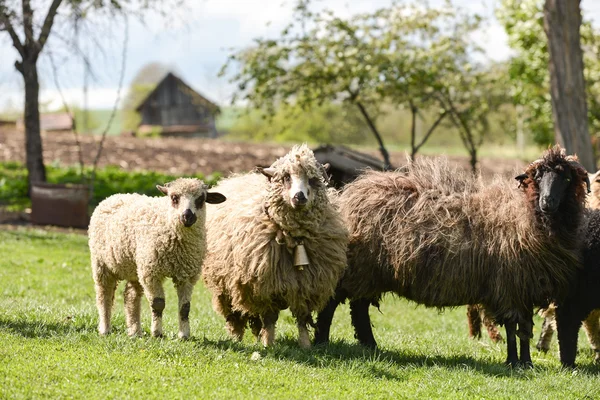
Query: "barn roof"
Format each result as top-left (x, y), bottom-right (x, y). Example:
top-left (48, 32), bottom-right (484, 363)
top-left (135, 72), bottom-right (220, 114)
top-left (313, 144), bottom-right (386, 173)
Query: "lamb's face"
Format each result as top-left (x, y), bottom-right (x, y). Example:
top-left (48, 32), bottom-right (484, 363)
top-left (157, 179), bottom-right (226, 227)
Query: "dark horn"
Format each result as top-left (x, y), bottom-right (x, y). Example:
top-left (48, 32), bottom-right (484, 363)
top-left (568, 160), bottom-right (591, 193)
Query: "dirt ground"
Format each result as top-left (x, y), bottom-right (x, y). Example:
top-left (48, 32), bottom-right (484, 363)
top-left (0, 128), bottom-right (526, 178)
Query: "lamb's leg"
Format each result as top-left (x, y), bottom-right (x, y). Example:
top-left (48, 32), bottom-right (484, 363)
top-left (140, 276), bottom-right (166, 338)
top-left (504, 320), bottom-right (518, 367)
top-left (466, 305), bottom-right (482, 339)
top-left (350, 298), bottom-right (377, 348)
top-left (518, 317), bottom-right (534, 368)
top-left (536, 316), bottom-right (555, 352)
top-left (314, 291), bottom-right (344, 345)
top-left (93, 264), bottom-right (118, 336)
top-left (582, 309), bottom-right (600, 363)
top-left (260, 311), bottom-right (279, 347)
top-left (124, 281), bottom-right (143, 337)
top-left (482, 309), bottom-right (503, 343)
top-left (174, 278), bottom-right (198, 339)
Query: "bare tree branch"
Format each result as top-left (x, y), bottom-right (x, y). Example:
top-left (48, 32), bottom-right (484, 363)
top-left (0, 7), bottom-right (25, 57)
top-left (38, 0), bottom-right (63, 52)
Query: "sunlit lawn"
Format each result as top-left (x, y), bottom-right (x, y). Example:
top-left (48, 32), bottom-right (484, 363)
top-left (0, 227), bottom-right (598, 399)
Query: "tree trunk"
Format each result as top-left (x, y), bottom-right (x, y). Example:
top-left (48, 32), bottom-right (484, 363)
top-left (355, 101), bottom-right (391, 170)
top-left (544, 0), bottom-right (596, 172)
top-left (19, 59), bottom-right (47, 186)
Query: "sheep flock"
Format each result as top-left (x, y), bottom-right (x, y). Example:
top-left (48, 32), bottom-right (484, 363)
top-left (83, 144), bottom-right (600, 369)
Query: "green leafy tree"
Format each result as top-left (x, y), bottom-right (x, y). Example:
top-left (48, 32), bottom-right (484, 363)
top-left (498, 0), bottom-right (600, 166)
top-left (222, 0), bottom-right (486, 168)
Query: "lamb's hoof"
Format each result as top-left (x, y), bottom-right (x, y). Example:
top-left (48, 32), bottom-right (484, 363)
top-left (178, 333), bottom-right (190, 341)
top-left (98, 327), bottom-right (110, 336)
top-left (152, 331), bottom-right (164, 338)
top-left (535, 344), bottom-right (549, 353)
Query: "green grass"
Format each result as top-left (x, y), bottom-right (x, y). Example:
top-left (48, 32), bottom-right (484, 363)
top-left (0, 228), bottom-right (599, 399)
top-left (0, 162), bottom-right (221, 212)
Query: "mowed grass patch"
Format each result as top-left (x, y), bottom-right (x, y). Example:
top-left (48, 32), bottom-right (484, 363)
top-left (0, 228), bottom-right (598, 399)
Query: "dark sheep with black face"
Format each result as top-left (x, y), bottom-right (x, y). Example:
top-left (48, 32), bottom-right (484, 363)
top-left (314, 146), bottom-right (589, 368)
top-left (556, 208), bottom-right (600, 367)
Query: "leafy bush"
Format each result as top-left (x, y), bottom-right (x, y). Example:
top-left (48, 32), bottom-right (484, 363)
top-left (0, 162), bottom-right (221, 211)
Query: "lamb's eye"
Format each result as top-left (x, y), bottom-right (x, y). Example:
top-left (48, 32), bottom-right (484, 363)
top-left (171, 195), bottom-right (179, 204)
top-left (195, 195), bottom-right (205, 209)
top-left (283, 174), bottom-right (291, 183)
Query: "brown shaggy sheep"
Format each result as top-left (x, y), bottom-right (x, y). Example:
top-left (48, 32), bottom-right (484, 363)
top-left (314, 146), bottom-right (589, 367)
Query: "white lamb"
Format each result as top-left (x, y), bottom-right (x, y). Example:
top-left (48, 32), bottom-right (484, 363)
top-left (88, 178), bottom-right (226, 338)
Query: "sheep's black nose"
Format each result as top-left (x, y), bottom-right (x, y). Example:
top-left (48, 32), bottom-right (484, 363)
top-left (540, 196), bottom-right (558, 213)
top-left (180, 209), bottom-right (197, 227)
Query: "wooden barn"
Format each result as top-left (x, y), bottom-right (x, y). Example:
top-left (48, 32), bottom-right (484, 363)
top-left (136, 72), bottom-right (220, 138)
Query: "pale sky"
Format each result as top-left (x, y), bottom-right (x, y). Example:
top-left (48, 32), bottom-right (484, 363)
top-left (0, 0), bottom-right (599, 111)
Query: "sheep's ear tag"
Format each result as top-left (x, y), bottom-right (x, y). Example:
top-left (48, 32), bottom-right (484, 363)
top-left (294, 242), bottom-right (310, 270)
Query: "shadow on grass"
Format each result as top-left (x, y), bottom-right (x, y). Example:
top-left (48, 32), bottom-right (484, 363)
top-left (0, 315), bottom-right (95, 338)
top-left (195, 336), bottom-right (600, 379)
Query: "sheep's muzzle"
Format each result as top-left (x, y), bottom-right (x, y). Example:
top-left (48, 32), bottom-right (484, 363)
top-left (181, 209), bottom-right (197, 227)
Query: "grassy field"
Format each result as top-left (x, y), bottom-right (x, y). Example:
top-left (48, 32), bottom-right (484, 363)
top-left (0, 228), bottom-right (599, 399)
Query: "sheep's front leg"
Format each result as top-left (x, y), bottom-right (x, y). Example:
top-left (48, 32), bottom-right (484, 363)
top-left (504, 320), bottom-right (518, 367)
top-left (124, 281), bottom-right (144, 336)
top-left (93, 264), bottom-right (118, 336)
top-left (260, 311), bottom-right (279, 347)
top-left (518, 317), bottom-right (534, 368)
top-left (140, 276), bottom-right (166, 338)
top-left (314, 290), bottom-right (345, 345)
top-left (582, 310), bottom-right (600, 363)
top-left (174, 279), bottom-right (197, 339)
top-left (350, 298), bottom-right (377, 348)
top-left (296, 314), bottom-right (311, 349)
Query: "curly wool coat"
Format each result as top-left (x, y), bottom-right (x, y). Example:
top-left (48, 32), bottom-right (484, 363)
top-left (202, 145), bottom-right (348, 327)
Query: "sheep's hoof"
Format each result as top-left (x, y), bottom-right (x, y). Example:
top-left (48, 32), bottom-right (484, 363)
top-left (505, 359), bottom-right (519, 369)
top-left (298, 336), bottom-right (311, 349)
top-left (152, 331), bottom-right (164, 338)
top-left (178, 333), bottom-right (190, 341)
top-left (520, 361), bottom-right (534, 369)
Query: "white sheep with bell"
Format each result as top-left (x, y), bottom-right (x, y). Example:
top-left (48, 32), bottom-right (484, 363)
top-left (88, 178), bottom-right (226, 338)
top-left (202, 144), bottom-right (348, 348)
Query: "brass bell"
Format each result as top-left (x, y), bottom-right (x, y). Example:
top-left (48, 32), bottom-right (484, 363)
top-left (294, 243), bottom-right (310, 270)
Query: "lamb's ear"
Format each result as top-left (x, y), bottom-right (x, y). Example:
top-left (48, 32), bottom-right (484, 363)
top-left (156, 184), bottom-right (169, 195)
top-left (257, 167), bottom-right (276, 180)
top-left (515, 173), bottom-right (528, 188)
top-left (206, 192), bottom-right (226, 204)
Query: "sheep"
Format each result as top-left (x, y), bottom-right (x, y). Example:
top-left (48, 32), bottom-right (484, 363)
top-left (88, 178), bottom-right (226, 338)
top-left (553, 171), bottom-right (600, 367)
top-left (201, 144), bottom-right (348, 348)
top-left (314, 146), bottom-right (590, 367)
top-left (533, 171), bottom-right (600, 363)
